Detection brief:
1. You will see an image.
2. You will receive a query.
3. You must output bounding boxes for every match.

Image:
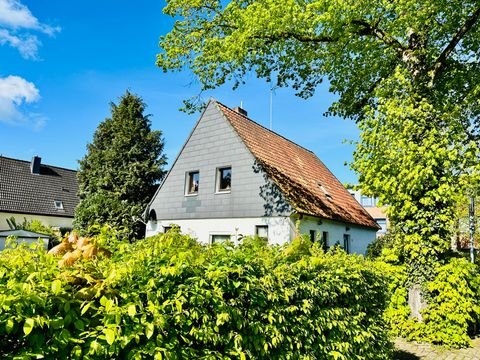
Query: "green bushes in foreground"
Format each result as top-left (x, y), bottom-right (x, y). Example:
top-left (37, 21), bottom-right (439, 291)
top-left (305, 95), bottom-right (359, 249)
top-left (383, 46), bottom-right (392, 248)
top-left (0, 230), bottom-right (391, 359)
top-left (376, 251), bottom-right (480, 348)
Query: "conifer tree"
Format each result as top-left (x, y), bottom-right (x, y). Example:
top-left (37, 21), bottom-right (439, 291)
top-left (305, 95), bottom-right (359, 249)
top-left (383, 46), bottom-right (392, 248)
top-left (74, 91), bottom-right (166, 239)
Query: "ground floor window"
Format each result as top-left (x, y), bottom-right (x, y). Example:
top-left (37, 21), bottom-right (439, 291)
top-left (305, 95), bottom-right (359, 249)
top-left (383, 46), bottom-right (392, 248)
top-left (321, 231), bottom-right (329, 251)
top-left (309, 230), bottom-right (316, 243)
top-left (343, 234), bottom-right (351, 253)
top-left (163, 226), bottom-right (172, 233)
top-left (211, 234), bottom-right (231, 244)
top-left (255, 225), bottom-right (268, 239)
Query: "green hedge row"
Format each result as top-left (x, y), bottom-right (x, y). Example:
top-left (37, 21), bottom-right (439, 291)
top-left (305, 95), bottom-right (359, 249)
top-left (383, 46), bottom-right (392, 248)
top-left (0, 229), bottom-right (391, 359)
top-left (376, 250), bottom-right (480, 348)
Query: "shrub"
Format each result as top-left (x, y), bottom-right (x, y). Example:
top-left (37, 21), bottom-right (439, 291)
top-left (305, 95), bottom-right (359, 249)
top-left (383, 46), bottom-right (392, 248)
top-left (0, 229), bottom-right (391, 359)
top-left (375, 256), bottom-right (480, 348)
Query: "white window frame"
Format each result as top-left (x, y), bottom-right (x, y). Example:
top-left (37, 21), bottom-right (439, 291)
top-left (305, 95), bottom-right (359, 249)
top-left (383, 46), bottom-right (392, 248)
top-left (255, 225), bottom-right (268, 239)
top-left (211, 234), bottom-right (231, 244)
top-left (216, 166), bottom-right (232, 193)
top-left (54, 200), bottom-right (64, 210)
top-left (185, 170), bottom-right (200, 196)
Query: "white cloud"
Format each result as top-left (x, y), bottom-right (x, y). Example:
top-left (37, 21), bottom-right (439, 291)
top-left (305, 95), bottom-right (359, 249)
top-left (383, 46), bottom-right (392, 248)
top-left (0, 75), bottom-right (45, 129)
top-left (0, 0), bottom-right (60, 59)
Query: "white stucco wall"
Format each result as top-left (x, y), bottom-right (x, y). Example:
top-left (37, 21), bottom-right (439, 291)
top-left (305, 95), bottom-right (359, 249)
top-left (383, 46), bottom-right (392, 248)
top-left (0, 212), bottom-right (73, 230)
top-left (146, 216), bottom-right (293, 245)
top-left (147, 215), bottom-right (376, 254)
top-left (295, 215), bottom-right (376, 255)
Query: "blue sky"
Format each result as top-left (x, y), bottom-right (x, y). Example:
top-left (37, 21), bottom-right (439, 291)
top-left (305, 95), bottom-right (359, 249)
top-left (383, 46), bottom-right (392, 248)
top-left (0, 0), bottom-right (360, 183)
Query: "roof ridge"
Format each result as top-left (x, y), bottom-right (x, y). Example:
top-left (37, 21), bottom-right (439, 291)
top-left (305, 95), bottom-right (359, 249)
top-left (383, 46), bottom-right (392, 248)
top-left (215, 101), bottom-right (315, 155)
top-left (0, 155), bottom-right (77, 173)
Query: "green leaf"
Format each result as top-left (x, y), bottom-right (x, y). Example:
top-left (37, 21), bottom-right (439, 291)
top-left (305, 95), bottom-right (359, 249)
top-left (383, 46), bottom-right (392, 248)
top-left (51, 279), bottom-right (62, 295)
top-left (145, 323), bottom-right (154, 339)
top-left (6, 319), bottom-right (14, 334)
top-left (23, 318), bottom-right (35, 336)
top-left (104, 328), bottom-right (115, 345)
top-left (128, 304), bottom-right (137, 317)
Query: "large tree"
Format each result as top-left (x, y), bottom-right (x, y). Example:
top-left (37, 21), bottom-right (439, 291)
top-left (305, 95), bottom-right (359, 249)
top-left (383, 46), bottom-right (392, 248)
top-left (74, 91), bottom-right (166, 239)
top-left (157, 1), bottom-right (480, 282)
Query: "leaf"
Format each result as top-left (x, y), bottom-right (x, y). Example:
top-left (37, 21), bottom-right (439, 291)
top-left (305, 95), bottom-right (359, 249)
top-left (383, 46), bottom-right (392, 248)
top-left (81, 302), bottom-right (92, 316)
top-left (6, 319), bottom-right (14, 334)
top-left (104, 328), bottom-right (115, 345)
top-left (128, 304), bottom-right (137, 317)
top-left (23, 318), bottom-right (35, 336)
top-left (51, 279), bottom-right (62, 295)
top-left (145, 323), bottom-right (154, 339)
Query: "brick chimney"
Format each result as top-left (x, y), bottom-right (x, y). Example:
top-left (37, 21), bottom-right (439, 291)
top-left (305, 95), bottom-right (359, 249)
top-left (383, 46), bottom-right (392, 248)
top-left (31, 156), bottom-right (41, 174)
top-left (233, 106), bottom-right (247, 117)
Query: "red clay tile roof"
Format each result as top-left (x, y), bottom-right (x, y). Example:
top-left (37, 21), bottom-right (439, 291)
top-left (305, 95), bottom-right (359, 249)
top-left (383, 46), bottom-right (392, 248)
top-left (216, 101), bottom-right (379, 229)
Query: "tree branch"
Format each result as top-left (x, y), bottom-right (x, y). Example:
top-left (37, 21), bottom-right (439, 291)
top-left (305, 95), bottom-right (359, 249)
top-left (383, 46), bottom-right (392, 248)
top-left (350, 19), bottom-right (406, 57)
top-left (429, 6), bottom-right (480, 81)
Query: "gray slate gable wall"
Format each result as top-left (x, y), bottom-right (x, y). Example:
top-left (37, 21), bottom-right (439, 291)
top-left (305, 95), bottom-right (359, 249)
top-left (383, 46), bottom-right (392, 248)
top-left (151, 102), bottom-right (286, 220)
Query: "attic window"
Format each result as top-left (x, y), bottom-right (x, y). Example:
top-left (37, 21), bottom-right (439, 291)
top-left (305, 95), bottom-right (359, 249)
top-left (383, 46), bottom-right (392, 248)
top-left (186, 171), bottom-right (199, 195)
top-left (54, 200), bottom-right (64, 210)
top-left (318, 183), bottom-right (332, 199)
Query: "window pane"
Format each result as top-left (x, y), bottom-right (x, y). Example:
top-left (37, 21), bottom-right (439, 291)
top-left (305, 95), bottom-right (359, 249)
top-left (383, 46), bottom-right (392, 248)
top-left (256, 225), bottom-right (268, 238)
top-left (188, 171), bottom-right (199, 194)
top-left (322, 231), bottom-right (329, 251)
top-left (343, 234), bottom-right (351, 253)
top-left (309, 230), bottom-right (316, 242)
top-left (212, 234), bottom-right (231, 244)
top-left (218, 167), bottom-right (231, 191)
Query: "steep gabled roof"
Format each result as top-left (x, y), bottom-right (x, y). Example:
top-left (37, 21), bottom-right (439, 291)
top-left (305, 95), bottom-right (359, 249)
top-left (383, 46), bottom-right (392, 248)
top-left (215, 101), bottom-right (379, 229)
top-left (0, 156), bottom-right (79, 218)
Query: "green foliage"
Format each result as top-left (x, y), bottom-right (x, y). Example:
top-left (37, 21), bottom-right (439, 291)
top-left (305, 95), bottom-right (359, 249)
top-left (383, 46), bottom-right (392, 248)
top-left (157, 0), bottom-right (480, 284)
top-left (74, 91), bottom-right (167, 239)
top-left (0, 229), bottom-right (391, 359)
top-left (375, 256), bottom-right (480, 348)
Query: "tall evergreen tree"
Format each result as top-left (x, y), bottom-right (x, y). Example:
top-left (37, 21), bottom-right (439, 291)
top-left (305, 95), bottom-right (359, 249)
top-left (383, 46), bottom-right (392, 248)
top-left (74, 91), bottom-right (166, 239)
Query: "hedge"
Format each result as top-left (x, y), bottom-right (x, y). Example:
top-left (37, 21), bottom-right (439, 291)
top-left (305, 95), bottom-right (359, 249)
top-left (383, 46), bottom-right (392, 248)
top-left (0, 228), bottom-right (391, 359)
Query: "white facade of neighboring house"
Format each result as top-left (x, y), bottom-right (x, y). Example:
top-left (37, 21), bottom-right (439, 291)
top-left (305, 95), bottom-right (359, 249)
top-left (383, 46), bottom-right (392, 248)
top-left (348, 189), bottom-right (389, 237)
top-left (146, 100), bottom-right (379, 254)
top-left (0, 156), bottom-right (79, 230)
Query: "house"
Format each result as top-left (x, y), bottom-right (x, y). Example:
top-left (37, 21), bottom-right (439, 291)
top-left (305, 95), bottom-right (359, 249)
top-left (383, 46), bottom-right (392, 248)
top-left (146, 100), bottom-right (379, 254)
top-left (0, 156), bottom-right (79, 230)
top-left (348, 188), bottom-right (388, 237)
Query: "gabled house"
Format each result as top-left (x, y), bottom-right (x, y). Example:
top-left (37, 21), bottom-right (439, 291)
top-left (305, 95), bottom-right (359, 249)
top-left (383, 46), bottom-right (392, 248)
top-left (0, 156), bottom-right (79, 230)
top-left (146, 100), bottom-right (379, 254)
top-left (348, 188), bottom-right (389, 237)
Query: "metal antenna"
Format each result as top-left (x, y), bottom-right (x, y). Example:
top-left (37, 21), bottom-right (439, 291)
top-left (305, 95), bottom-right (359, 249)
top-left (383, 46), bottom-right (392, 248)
top-left (269, 86), bottom-right (278, 130)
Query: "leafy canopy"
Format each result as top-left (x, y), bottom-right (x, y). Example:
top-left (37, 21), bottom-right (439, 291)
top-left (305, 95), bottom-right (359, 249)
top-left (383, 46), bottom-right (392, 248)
top-left (74, 91), bottom-right (166, 239)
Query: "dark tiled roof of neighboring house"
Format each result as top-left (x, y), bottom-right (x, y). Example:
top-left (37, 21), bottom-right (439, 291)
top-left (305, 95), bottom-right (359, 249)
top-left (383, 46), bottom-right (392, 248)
top-left (216, 101), bottom-right (379, 229)
top-left (0, 156), bottom-right (79, 218)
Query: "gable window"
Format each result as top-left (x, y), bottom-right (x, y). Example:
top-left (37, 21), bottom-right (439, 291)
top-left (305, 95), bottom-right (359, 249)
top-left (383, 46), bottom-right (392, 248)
top-left (343, 234), bottom-right (351, 253)
top-left (255, 225), bottom-right (268, 239)
top-left (216, 167), bottom-right (232, 192)
top-left (54, 200), bottom-right (64, 210)
top-left (211, 234), bottom-right (231, 244)
top-left (186, 171), bottom-right (199, 195)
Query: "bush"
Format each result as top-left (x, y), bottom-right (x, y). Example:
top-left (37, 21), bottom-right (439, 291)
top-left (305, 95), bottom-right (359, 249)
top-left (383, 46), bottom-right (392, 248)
top-left (0, 230), bottom-right (391, 359)
top-left (375, 256), bottom-right (480, 348)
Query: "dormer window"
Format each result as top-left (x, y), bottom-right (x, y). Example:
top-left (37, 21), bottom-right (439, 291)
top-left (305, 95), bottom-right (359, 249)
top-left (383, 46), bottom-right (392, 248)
top-left (54, 200), bottom-right (64, 210)
top-left (216, 167), bottom-right (232, 193)
top-left (186, 171), bottom-right (199, 195)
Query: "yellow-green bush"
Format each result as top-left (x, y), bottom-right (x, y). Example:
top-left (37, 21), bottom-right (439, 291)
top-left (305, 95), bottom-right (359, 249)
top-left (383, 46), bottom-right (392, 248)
top-left (376, 255), bottom-right (480, 348)
top-left (0, 230), bottom-right (391, 359)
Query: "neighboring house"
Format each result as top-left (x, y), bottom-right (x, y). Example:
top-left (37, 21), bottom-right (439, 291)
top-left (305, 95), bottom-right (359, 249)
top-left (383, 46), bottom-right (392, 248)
top-left (0, 156), bottom-right (79, 230)
top-left (146, 100), bottom-right (379, 254)
top-left (348, 188), bottom-right (388, 237)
